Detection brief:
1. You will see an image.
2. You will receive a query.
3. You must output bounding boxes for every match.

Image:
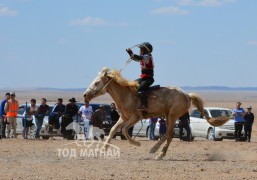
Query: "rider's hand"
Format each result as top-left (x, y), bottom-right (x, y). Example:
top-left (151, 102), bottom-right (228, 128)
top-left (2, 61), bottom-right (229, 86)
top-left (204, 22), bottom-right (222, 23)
top-left (126, 48), bottom-right (133, 56)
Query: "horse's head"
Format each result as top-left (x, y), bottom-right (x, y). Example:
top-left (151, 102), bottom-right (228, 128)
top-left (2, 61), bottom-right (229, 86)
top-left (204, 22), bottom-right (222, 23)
top-left (83, 67), bottom-right (110, 101)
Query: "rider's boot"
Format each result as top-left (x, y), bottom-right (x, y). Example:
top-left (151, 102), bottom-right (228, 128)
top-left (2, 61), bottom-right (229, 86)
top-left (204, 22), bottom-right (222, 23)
top-left (137, 91), bottom-right (147, 110)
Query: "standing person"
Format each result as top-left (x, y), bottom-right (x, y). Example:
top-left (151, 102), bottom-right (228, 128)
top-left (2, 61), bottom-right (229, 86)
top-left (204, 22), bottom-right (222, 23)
top-left (35, 98), bottom-right (49, 139)
top-left (0, 93), bottom-right (10, 139)
top-left (92, 105), bottom-right (106, 140)
top-left (62, 98), bottom-right (78, 140)
top-left (4, 92), bottom-right (19, 138)
top-left (158, 117), bottom-right (166, 140)
top-left (179, 111), bottom-right (191, 141)
top-left (126, 42), bottom-right (154, 110)
top-left (48, 98), bottom-right (65, 139)
top-left (244, 106), bottom-right (254, 142)
top-left (23, 99), bottom-right (38, 139)
top-left (149, 117), bottom-right (158, 140)
top-left (78, 100), bottom-right (93, 140)
top-left (232, 102), bottom-right (246, 141)
top-left (110, 103), bottom-right (120, 139)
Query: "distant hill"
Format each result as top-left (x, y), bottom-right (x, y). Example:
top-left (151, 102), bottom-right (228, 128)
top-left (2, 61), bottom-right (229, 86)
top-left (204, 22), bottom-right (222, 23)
top-left (1, 86), bottom-right (257, 92)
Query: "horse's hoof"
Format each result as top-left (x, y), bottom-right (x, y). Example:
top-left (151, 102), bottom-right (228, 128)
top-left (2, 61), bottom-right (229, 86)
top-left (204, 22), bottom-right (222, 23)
top-left (155, 153), bottom-right (165, 160)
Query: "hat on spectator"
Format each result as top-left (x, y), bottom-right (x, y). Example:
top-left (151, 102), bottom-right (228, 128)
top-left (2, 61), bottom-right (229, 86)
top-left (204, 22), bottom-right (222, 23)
top-left (247, 106), bottom-right (252, 109)
top-left (98, 104), bottom-right (103, 108)
top-left (69, 97), bottom-right (77, 102)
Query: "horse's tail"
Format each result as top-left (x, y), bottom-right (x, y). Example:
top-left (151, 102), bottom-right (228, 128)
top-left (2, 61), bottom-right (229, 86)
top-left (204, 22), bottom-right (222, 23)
top-left (188, 93), bottom-right (229, 127)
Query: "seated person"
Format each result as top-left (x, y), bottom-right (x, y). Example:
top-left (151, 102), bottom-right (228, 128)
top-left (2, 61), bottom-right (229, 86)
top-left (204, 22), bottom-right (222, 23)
top-left (61, 98), bottom-right (78, 139)
top-left (48, 98), bottom-right (65, 138)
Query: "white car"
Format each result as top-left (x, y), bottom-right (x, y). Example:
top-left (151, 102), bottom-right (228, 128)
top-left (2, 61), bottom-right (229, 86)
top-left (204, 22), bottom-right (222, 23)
top-left (190, 107), bottom-right (237, 141)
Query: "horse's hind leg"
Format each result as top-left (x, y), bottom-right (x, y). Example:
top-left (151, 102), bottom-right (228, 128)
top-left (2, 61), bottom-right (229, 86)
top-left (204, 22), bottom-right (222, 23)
top-left (155, 116), bottom-right (176, 160)
top-left (149, 114), bottom-right (169, 153)
top-left (103, 117), bottom-right (126, 150)
top-left (149, 134), bottom-right (168, 153)
top-left (122, 115), bottom-right (141, 146)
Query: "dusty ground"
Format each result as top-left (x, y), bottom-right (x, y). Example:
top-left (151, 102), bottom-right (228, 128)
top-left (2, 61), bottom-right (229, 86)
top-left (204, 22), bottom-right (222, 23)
top-left (0, 90), bottom-right (257, 180)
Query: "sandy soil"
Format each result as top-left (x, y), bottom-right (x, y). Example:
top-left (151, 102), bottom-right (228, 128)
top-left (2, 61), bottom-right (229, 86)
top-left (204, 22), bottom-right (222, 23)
top-left (0, 90), bottom-right (257, 180)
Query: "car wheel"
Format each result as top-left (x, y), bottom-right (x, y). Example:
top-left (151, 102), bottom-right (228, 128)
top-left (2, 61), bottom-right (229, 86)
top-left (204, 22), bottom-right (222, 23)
top-left (207, 128), bottom-right (214, 141)
top-left (42, 136), bottom-right (50, 140)
top-left (207, 128), bottom-right (223, 141)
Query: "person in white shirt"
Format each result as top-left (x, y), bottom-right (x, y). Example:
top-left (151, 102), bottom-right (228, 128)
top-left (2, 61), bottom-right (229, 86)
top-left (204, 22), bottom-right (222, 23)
top-left (23, 99), bottom-right (38, 139)
top-left (78, 100), bottom-right (93, 140)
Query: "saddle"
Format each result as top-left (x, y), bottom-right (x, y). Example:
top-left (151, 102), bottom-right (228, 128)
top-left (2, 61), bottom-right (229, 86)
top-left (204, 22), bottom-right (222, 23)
top-left (146, 85), bottom-right (160, 92)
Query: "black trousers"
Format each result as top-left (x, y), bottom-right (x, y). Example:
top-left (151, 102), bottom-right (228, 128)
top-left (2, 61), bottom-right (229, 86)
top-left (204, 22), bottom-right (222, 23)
top-left (61, 116), bottom-right (73, 138)
top-left (136, 77), bottom-right (154, 92)
top-left (179, 125), bottom-right (191, 140)
top-left (244, 124), bottom-right (253, 141)
top-left (234, 123), bottom-right (243, 139)
top-left (1, 121), bottom-right (7, 137)
top-left (136, 77), bottom-right (154, 106)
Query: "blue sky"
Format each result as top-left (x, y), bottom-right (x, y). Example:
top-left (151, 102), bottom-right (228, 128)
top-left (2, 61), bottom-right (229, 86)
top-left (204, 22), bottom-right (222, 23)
top-left (0, 0), bottom-right (256, 89)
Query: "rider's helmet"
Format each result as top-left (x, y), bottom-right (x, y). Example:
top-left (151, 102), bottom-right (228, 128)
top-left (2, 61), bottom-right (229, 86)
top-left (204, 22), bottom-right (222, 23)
top-left (138, 42), bottom-right (153, 54)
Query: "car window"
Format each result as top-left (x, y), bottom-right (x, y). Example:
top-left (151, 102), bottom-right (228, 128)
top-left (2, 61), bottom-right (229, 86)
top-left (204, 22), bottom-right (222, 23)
top-left (191, 110), bottom-right (201, 118)
top-left (191, 109), bottom-right (207, 118)
top-left (210, 110), bottom-right (232, 118)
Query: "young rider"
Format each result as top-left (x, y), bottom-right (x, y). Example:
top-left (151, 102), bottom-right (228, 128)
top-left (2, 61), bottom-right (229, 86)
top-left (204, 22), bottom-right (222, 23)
top-left (126, 42), bottom-right (154, 110)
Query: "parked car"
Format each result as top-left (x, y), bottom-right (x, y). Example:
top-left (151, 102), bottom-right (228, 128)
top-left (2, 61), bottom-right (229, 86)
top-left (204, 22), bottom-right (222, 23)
top-left (190, 107), bottom-right (237, 141)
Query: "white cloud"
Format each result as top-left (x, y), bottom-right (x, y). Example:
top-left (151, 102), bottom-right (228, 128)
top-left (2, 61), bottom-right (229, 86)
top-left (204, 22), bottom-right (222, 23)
top-left (150, 6), bottom-right (189, 15)
top-left (70, 16), bottom-right (108, 26)
top-left (0, 5), bottom-right (18, 16)
top-left (248, 40), bottom-right (257, 46)
top-left (177, 0), bottom-right (236, 7)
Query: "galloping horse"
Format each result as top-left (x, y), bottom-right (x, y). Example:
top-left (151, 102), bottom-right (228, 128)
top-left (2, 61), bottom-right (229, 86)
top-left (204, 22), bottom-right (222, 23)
top-left (83, 67), bottom-right (229, 159)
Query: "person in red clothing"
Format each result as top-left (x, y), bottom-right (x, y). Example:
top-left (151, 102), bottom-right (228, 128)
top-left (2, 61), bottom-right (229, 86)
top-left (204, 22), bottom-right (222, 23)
top-left (126, 42), bottom-right (154, 110)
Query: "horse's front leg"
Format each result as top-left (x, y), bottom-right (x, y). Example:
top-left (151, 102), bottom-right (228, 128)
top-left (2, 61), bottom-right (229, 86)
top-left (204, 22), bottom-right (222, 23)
top-left (122, 115), bottom-right (141, 146)
top-left (102, 117), bottom-right (126, 150)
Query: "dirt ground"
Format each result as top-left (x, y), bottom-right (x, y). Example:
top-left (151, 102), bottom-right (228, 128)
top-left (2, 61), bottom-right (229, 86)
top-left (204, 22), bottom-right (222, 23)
top-left (0, 90), bottom-right (257, 180)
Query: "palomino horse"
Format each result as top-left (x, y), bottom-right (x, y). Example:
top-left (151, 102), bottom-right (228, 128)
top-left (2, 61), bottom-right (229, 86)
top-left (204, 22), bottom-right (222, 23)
top-left (83, 67), bottom-right (229, 159)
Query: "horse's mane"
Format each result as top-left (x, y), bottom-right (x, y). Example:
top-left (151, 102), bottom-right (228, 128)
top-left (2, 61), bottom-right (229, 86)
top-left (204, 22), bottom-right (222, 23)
top-left (104, 67), bottom-right (138, 94)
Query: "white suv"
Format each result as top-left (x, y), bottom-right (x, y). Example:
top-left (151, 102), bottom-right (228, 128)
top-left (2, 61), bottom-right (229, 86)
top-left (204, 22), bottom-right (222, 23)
top-left (190, 107), bottom-right (238, 141)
